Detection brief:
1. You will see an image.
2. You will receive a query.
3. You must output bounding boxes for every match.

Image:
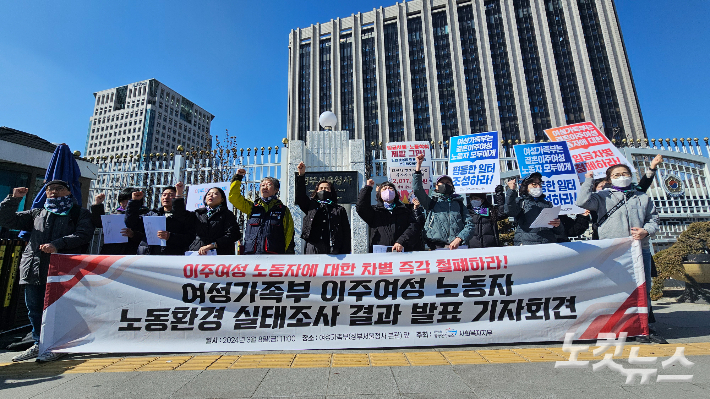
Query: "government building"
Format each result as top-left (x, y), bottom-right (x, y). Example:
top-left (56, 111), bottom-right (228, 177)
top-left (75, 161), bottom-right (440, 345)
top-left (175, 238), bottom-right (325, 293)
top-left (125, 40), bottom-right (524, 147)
top-left (287, 0), bottom-right (645, 150)
top-left (85, 79), bottom-right (214, 158)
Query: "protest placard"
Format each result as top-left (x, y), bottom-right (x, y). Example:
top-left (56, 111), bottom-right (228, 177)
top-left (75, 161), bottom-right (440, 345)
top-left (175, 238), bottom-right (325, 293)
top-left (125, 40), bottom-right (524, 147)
top-left (514, 141), bottom-right (585, 215)
top-left (448, 131), bottom-right (500, 193)
top-left (41, 238), bottom-right (647, 353)
top-left (186, 182), bottom-right (234, 212)
top-left (544, 122), bottom-right (635, 179)
top-left (386, 141), bottom-right (432, 203)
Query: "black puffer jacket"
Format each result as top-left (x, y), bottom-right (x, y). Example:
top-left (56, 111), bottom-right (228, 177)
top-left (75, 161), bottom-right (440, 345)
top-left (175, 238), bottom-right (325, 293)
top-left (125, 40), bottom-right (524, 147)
top-left (356, 186), bottom-right (419, 252)
top-left (188, 205), bottom-right (241, 255)
top-left (467, 192), bottom-right (507, 249)
top-left (504, 188), bottom-right (564, 245)
top-left (0, 195), bottom-right (93, 285)
top-left (295, 175), bottom-right (351, 254)
top-left (125, 198), bottom-right (195, 255)
top-left (557, 214), bottom-right (591, 243)
top-left (90, 203), bottom-right (148, 255)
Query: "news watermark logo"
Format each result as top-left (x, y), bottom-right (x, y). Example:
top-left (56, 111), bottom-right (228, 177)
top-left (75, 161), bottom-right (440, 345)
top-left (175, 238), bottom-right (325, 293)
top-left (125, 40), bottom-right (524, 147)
top-left (555, 333), bottom-right (694, 384)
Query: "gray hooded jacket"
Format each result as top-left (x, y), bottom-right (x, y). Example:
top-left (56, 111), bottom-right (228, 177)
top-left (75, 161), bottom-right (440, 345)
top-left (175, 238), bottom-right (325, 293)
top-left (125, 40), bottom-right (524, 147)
top-left (0, 195), bottom-right (93, 285)
top-left (412, 172), bottom-right (474, 245)
top-left (576, 178), bottom-right (658, 248)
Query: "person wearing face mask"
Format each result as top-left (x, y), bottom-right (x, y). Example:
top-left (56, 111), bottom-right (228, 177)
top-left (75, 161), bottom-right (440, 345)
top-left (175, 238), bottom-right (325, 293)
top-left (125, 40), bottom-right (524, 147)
top-left (577, 164), bottom-right (663, 343)
top-left (466, 185), bottom-right (507, 248)
top-left (413, 154), bottom-right (474, 250)
top-left (295, 162), bottom-right (351, 254)
top-left (229, 169), bottom-right (294, 254)
top-left (505, 172), bottom-right (563, 246)
top-left (356, 179), bottom-right (419, 252)
top-left (0, 181), bottom-right (93, 362)
top-left (187, 187), bottom-right (241, 255)
top-left (125, 182), bottom-right (195, 255)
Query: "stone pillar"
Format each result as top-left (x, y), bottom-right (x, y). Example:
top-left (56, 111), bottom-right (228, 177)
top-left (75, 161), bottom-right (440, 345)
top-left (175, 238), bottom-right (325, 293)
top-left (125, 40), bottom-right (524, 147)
top-left (286, 130), bottom-right (368, 254)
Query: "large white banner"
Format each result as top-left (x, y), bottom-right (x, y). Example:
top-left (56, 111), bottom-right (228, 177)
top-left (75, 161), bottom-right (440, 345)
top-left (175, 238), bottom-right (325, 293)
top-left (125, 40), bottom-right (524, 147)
top-left (41, 238), bottom-right (649, 354)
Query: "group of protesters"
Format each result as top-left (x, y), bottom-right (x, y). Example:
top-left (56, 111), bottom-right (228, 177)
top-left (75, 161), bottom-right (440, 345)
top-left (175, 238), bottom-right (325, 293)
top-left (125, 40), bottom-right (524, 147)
top-left (0, 152), bottom-right (665, 362)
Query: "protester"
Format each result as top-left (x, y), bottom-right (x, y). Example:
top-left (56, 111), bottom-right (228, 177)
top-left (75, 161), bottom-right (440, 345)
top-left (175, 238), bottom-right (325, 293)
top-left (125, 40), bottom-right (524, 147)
top-left (577, 163), bottom-right (663, 343)
top-left (356, 179), bottom-right (419, 252)
top-left (413, 154), bottom-right (474, 250)
top-left (125, 182), bottom-right (195, 255)
top-left (229, 169), bottom-right (294, 254)
top-left (466, 185), bottom-right (507, 248)
top-left (0, 181), bottom-right (93, 362)
top-left (409, 196), bottom-right (426, 251)
top-left (295, 162), bottom-right (351, 254)
top-left (504, 172), bottom-right (563, 245)
top-left (90, 187), bottom-right (147, 255)
top-left (186, 187), bottom-right (241, 255)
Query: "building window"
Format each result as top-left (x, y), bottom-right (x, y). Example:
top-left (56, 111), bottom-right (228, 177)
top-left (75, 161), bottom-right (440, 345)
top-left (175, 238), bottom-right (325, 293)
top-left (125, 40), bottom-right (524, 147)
top-left (485, 0), bottom-right (520, 143)
top-left (458, 4), bottom-right (488, 134)
top-left (432, 11), bottom-right (459, 142)
top-left (578, 0), bottom-right (623, 141)
top-left (340, 34), bottom-right (354, 138)
top-left (514, 0), bottom-right (551, 141)
top-left (361, 29), bottom-right (379, 152)
top-left (319, 39), bottom-right (332, 116)
top-left (408, 17), bottom-right (431, 141)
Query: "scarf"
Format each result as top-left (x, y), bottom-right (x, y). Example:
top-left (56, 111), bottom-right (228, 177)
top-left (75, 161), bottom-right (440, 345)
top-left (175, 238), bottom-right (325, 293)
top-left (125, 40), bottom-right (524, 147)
top-left (45, 196), bottom-right (74, 215)
top-left (317, 199), bottom-right (333, 206)
top-left (206, 204), bottom-right (222, 218)
top-left (116, 205), bottom-right (126, 212)
top-left (611, 185), bottom-right (634, 192)
top-left (383, 202), bottom-right (396, 212)
top-left (260, 195), bottom-right (277, 204)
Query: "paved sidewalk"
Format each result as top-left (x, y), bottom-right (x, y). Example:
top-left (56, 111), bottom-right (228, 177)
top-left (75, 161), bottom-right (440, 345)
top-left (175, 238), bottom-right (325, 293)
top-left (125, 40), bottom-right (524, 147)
top-left (1, 300), bottom-right (708, 398)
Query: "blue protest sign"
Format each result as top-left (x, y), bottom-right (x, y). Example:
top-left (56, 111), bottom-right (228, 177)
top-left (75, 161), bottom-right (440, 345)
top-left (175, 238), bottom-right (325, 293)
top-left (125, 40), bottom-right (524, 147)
top-left (448, 131), bottom-right (500, 193)
top-left (514, 141), bottom-right (584, 215)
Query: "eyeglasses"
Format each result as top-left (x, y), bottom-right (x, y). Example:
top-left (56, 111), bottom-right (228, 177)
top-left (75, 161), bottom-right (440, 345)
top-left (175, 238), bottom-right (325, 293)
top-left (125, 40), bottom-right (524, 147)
top-left (611, 172), bottom-right (631, 178)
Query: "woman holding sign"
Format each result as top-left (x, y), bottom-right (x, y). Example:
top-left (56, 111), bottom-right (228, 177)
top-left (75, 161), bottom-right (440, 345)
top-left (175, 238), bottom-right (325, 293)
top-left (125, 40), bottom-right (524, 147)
top-left (295, 162), bottom-right (351, 254)
top-left (187, 187), bottom-right (241, 255)
top-left (505, 172), bottom-right (563, 245)
top-left (577, 164), bottom-right (662, 343)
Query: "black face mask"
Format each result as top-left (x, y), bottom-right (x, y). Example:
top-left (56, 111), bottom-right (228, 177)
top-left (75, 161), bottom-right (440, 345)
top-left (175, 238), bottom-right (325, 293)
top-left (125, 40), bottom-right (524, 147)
top-left (436, 184), bottom-right (454, 196)
top-left (316, 190), bottom-right (332, 201)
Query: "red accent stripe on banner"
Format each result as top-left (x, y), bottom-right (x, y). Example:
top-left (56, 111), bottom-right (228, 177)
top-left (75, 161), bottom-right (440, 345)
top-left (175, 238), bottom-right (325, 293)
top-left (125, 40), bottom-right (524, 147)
top-left (579, 283), bottom-right (649, 339)
top-left (44, 255), bottom-right (117, 310)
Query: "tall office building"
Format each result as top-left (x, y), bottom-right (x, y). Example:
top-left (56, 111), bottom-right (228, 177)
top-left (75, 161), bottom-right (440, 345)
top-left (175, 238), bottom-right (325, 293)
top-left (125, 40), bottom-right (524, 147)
top-left (85, 79), bottom-right (214, 158)
top-left (287, 0), bottom-right (645, 151)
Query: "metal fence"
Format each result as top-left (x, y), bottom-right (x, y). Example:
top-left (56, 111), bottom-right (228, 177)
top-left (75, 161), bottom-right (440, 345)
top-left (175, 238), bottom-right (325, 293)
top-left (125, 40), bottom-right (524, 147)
top-left (88, 137), bottom-right (710, 252)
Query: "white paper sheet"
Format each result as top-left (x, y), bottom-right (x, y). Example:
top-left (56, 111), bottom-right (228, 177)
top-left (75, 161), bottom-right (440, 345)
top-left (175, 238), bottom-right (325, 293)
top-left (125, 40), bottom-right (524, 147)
top-left (184, 250), bottom-right (217, 256)
top-left (373, 245), bottom-right (393, 253)
top-left (529, 206), bottom-right (561, 229)
top-left (142, 216), bottom-right (167, 246)
top-left (100, 215), bottom-right (128, 244)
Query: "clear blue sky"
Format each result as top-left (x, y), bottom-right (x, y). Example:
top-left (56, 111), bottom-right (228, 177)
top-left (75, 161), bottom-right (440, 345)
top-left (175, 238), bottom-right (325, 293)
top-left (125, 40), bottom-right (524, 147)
top-left (0, 0), bottom-right (708, 155)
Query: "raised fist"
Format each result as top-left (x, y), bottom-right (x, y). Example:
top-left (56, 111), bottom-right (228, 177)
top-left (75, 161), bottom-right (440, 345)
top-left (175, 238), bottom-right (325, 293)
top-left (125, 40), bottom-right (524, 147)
top-left (366, 179), bottom-right (375, 187)
top-left (650, 154), bottom-right (663, 169)
top-left (585, 172), bottom-right (594, 179)
top-left (132, 191), bottom-right (145, 201)
top-left (297, 162), bottom-right (306, 176)
top-left (237, 168), bottom-right (247, 176)
top-left (175, 181), bottom-right (185, 196)
top-left (415, 154), bottom-right (425, 163)
top-left (12, 187), bottom-right (29, 198)
top-left (94, 193), bottom-right (105, 205)
top-left (506, 179), bottom-right (517, 190)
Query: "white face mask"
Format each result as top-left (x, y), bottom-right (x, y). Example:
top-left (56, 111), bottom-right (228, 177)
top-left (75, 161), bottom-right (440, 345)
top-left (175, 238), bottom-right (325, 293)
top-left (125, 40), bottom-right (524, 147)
top-left (611, 177), bottom-right (632, 188)
top-left (469, 199), bottom-right (483, 207)
top-left (528, 187), bottom-right (543, 197)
